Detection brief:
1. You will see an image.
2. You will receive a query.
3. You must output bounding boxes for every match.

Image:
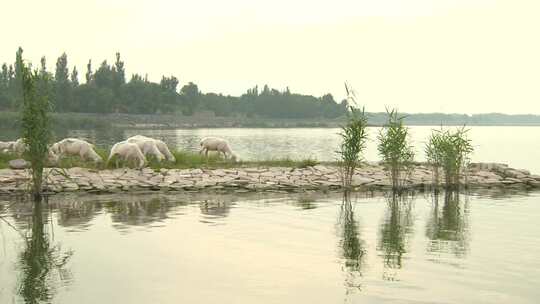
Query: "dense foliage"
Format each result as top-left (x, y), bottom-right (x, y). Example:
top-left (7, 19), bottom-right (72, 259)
top-left (1, 49), bottom-right (347, 119)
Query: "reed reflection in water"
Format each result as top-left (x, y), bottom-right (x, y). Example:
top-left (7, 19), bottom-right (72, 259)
top-left (336, 191), bottom-right (367, 294)
top-left (17, 199), bottom-right (73, 304)
top-left (377, 192), bottom-right (415, 281)
top-left (425, 190), bottom-right (470, 261)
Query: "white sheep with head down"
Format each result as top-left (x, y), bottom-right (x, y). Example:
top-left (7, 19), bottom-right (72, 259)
top-left (0, 141), bottom-right (15, 153)
top-left (10, 138), bottom-right (27, 155)
top-left (107, 141), bottom-right (146, 168)
top-left (7, 138), bottom-right (59, 164)
top-left (126, 135), bottom-right (165, 162)
top-left (50, 138), bottom-right (103, 163)
top-left (127, 135), bottom-right (175, 162)
top-left (199, 137), bottom-right (237, 161)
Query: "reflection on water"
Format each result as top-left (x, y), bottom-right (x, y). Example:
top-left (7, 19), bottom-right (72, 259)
top-left (57, 200), bottom-right (100, 230)
top-left (199, 200), bottom-right (233, 219)
top-left (336, 192), bottom-right (366, 294)
top-left (1, 190), bottom-right (539, 304)
top-left (292, 195), bottom-right (318, 210)
top-left (425, 191), bottom-right (470, 261)
top-left (17, 199), bottom-right (73, 304)
top-left (104, 198), bottom-right (187, 230)
top-left (377, 192), bottom-right (415, 281)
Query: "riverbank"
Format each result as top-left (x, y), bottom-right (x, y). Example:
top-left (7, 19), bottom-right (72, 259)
top-left (0, 163), bottom-right (538, 195)
top-left (2, 111), bottom-right (540, 131)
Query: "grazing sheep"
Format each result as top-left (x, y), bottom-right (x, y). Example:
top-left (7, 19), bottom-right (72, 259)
top-left (0, 141), bottom-right (15, 153)
top-left (6, 138), bottom-right (58, 164)
top-left (50, 138), bottom-right (103, 163)
top-left (126, 135), bottom-right (165, 162)
top-left (11, 138), bottom-right (27, 155)
top-left (127, 135), bottom-right (175, 162)
top-left (107, 141), bottom-right (146, 168)
top-left (199, 137), bottom-right (237, 161)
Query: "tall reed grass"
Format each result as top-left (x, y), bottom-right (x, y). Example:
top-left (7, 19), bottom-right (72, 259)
top-left (20, 64), bottom-right (52, 200)
top-left (336, 84), bottom-right (369, 188)
top-left (425, 127), bottom-right (473, 189)
top-left (377, 109), bottom-right (415, 192)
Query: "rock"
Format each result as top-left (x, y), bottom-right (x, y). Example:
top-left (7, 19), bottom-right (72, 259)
top-left (352, 176), bottom-right (375, 185)
top-left (190, 168), bottom-right (203, 174)
top-left (9, 159), bottom-right (30, 170)
top-left (469, 162), bottom-right (508, 171)
top-left (530, 175), bottom-right (540, 181)
top-left (527, 180), bottom-right (540, 187)
top-left (502, 178), bottom-right (523, 184)
top-left (502, 169), bottom-right (526, 179)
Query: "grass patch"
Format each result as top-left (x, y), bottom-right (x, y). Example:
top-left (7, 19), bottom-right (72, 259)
top-left (0, 153), bottom-right (19, 169)
top-left (1, 149), bottom-right (324, 171)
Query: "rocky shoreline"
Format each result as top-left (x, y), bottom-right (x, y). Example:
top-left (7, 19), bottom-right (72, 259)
top-left (0, 163), bottom-right (539, 195)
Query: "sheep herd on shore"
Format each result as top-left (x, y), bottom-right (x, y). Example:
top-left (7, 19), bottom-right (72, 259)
top-left (0, 135), bottom-right (237, 168)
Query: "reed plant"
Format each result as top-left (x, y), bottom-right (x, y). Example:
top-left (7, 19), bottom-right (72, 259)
top-left (425, 127), bottom-right (473, 189)
top-left (20, 64), bottom-right (53, 201)
top-left (336, 84), bottom-right (369, 188)
top-left (377, 109), bottom-right (415, 192)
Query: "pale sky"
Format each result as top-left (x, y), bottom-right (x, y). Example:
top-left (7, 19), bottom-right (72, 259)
top-left (2, 0), bottom-right (539, 114)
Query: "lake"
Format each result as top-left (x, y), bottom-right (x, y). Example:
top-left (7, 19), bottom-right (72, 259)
top-left (1, 190), bottom-right (539, 303)
top-left (48, 126), bottom-right (540, 174)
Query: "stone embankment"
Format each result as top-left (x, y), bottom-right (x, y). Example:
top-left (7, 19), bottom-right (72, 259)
top-left (0, 163), bottom-right (539, 195)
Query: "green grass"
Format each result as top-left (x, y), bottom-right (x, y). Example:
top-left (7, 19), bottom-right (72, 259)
top-left (148, 152), bottom-right (321, 170)
top-left (0, 153), bottom-right (19, 169)
top-left (0, 149), bottom-right (323, 171)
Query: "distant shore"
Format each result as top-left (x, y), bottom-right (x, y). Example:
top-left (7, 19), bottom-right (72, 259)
top-left (2, 112), bottom-right (540, 131)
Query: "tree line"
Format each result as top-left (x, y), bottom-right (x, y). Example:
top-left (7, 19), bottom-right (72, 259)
top-left (0, 48), bottom-right (348, 118)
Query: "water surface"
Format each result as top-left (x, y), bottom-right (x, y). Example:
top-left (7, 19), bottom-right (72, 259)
top-left (1, 190), bottom-right (539, 303)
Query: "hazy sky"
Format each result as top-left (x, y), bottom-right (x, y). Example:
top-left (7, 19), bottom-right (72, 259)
top-left (2, 0), bottom-right (539, 114)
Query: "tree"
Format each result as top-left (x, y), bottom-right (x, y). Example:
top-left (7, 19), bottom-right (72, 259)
top-left (0, 63), bottom-right (9, 109)
top-left (71, 66), bottom-right (79, 86)
top-left (94, 60), bottom-right (113, 88)
top-left (180, 82), bottom-right (200, 115)
top-left (54, 53), bottom-right (69, 83)
top-left (160, 75), bottom-right (179, 92)
top-left (54, 53), bottom-right (70, 110)
top-left (113, 52), bottom-right (125, 87)
top-left (39, 56), bottom-right (47, 75)
top-left (1, 48), bottom-right (348, 117)
top-left (85, 59), bottom-right (93, 84)
top-left (13, 47), bottom-right (24, 108)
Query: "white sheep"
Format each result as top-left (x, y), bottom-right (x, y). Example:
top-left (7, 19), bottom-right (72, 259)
top-left (127, 135), bottom-right (175, 162)
top-left (199, 137), bottom-right (237, 161)
top-left (107, 141), bottom-right (146, 168)
top-left (0, 141), bottom-right (15, 153)
top-left (50, 138), bottom-right (103, 163)
top-left (6, 138), bottom-right (58, 164)
top-left (11, 138), bottom-right (27, 155)
top-left (126, 135), bottom-right (165, 162)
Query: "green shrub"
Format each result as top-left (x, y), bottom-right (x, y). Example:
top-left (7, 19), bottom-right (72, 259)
top-left (377, 108), bottom-right (415, 191)
top-left (0, 152), bottom-right (19, 169)
top-left (337, 105), bottom-right (369, 188)
top-left (296, 158), bottom-right (319, 168)
top-left (425, 127), bottom-right (473, 189)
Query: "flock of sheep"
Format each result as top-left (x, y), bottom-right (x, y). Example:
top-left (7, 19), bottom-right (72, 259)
top-left (0, 136), bottom-right (237, 168)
